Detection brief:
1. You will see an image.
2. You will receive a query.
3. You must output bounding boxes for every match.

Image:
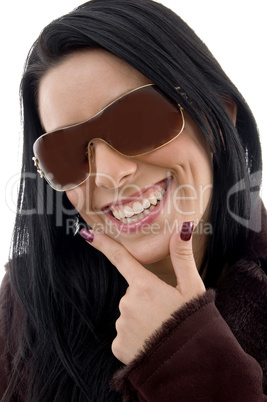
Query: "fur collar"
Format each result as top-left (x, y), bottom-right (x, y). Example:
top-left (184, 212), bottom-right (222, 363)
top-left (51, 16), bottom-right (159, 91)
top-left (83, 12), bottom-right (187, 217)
top-left (215, 200), bottom-right (267, 390)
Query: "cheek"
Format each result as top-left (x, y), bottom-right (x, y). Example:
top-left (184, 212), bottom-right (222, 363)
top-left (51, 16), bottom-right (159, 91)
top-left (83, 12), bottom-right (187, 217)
top-left (146, 133), bottom-right (213, 215)
top-left (139, 144), bottom-right (176, 167)
top-left (65, 181), bottom-right (91, 213)
top-left (66, 183), bottom-right (103, 228)
top-left (66, 188), bottom-right (83, 210)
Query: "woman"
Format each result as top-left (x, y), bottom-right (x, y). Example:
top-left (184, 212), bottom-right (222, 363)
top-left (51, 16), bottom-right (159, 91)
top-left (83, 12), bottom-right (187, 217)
top-left (0, 0), bottom-right (266, 400)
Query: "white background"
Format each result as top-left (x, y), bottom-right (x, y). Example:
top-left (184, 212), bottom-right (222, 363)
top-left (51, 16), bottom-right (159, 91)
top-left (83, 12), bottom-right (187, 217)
top-left (1, 1), bottom-right (266, 284)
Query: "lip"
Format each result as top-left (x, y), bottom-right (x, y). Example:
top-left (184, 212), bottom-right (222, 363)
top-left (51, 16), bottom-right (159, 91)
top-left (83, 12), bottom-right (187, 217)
top-left (101, 177), bottom-right (170, 211)
top-left (103, 176), bottom-right (173, 233)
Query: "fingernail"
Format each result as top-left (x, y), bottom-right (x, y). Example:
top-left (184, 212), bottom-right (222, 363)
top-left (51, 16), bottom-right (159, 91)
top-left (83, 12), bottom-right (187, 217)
top-left (180, 221), bottom-right (194, 241)
top-left (79, 228), bottom-right (94, 243)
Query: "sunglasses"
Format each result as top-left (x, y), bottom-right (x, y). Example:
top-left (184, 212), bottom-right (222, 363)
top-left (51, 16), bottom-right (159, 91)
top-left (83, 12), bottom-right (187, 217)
top-left (32, 84), bottom-right (185, 191)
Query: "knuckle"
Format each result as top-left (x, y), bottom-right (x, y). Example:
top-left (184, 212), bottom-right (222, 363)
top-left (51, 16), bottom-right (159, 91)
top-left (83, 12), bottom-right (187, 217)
top-left (133, 280), bottom-right (153, 301)
top-left (111, 337), bottom-right (124, 361)
top-left (111, 338), bottom-right (119, 357)
top-left (135, 280), bottom-right (148, 294)
top-left (118, 296), bottom-right (128, 313)
top-left (115, 317), bottom-right (121, 331)
top-left (174, 247), bottom-right (194, 261)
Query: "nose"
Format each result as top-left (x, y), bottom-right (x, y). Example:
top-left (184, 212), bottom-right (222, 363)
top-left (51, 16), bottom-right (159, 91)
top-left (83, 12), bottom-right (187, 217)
top-left (89, 139), bottom-right (137, 189)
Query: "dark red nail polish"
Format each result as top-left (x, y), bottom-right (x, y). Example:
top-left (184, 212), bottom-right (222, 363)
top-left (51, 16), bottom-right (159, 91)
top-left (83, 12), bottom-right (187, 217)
top-left (180, 221), bottom-right (194, 241)
top-left (79, 228), bottom-right (94, 243)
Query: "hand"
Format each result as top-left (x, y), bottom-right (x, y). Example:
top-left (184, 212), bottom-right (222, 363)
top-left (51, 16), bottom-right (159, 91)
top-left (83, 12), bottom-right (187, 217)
top-left (79, 221), bottom-right (205, 364)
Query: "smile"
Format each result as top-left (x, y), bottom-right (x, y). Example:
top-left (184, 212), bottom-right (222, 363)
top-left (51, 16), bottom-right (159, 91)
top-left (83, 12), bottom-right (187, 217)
top-left (111, 188), bottom-right (165, 223)
top-left (102, 177), bottom-right (172, 233)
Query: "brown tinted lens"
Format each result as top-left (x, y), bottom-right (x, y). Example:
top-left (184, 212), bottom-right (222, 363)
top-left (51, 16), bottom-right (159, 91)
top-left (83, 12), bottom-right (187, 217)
top-left (106, 86), bottom-right (183, 156)
top-left (33, 85), bottom-right (183, 191)
top-left (33, 126), bottom-right (90, 191)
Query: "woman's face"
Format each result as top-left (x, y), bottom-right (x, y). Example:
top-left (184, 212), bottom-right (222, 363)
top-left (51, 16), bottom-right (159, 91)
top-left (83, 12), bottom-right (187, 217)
top-left (38, 49), bottom-right (213, 266)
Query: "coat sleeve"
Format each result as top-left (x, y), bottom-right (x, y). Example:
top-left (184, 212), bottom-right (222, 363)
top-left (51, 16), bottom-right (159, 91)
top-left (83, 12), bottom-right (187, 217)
top-left (111, 290), bottom-right (267, 401)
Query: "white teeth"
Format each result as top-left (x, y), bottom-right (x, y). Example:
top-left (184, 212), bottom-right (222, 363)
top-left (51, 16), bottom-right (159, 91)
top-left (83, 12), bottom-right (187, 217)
top-left (133, 201), bottom-right (144, 214)
top-left (113, 210), bottom-right (121, 220)
top-left (142, 198), bottom-right (150, 209)
top-left (127, 215), bottom-right (139, 224)
top-left (114, 202), bottom-right (159, 224)
top-left (137, 212), bottom-right (144, 220)
top-left (118, 209), bottom-right (125, 219)
top-left (110, 186), bottom-right (167, 222)
top-left (149, 194), bottom-right (157, 205)
top-left (124, 205), bottom-right (134, 218)
top-left (155, 190), bottom-right (163, 200)
top-left (143, 209), bottom-right (150, 216)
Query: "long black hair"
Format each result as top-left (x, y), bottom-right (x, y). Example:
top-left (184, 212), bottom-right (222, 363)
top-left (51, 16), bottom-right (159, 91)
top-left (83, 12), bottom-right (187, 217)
top-left (4, 0), bottom-right (262, 400)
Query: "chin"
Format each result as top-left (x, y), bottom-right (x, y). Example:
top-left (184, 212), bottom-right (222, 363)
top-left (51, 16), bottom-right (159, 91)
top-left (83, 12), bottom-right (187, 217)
top-left (124, 241), bottom-right (170, 266)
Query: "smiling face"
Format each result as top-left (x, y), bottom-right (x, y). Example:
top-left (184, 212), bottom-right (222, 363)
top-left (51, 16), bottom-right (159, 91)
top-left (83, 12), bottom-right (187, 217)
top-left (38, 48), bottom-right (213, 275)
